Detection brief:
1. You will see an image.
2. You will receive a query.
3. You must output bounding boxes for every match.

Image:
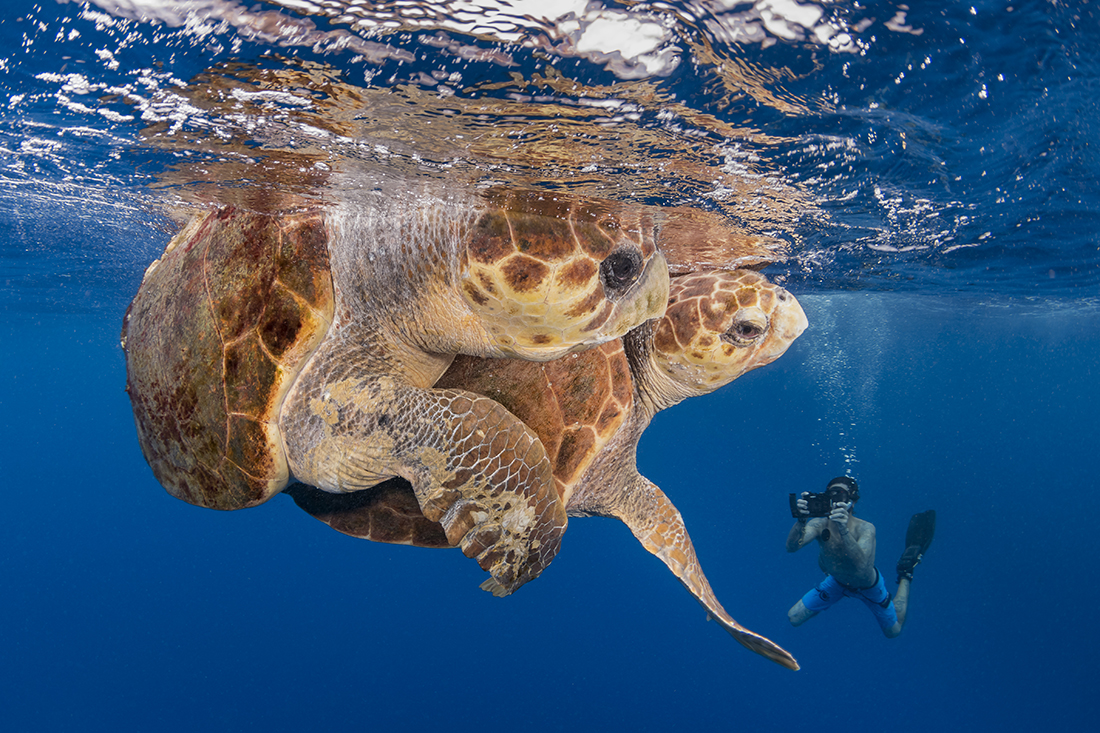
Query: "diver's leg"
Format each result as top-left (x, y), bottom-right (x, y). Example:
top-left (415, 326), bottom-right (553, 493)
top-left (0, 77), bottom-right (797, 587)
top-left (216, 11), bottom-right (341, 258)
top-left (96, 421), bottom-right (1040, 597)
top-left (854, 569), bottom-right (905, 638)
top-left (889, 511), bottom-right (933, 637)
top-left (790, 575), bottom-right (840, 626)
top-left (884, 577), bottom-right (911, 638)
top-left (788, 599), bottom-right (818, 626)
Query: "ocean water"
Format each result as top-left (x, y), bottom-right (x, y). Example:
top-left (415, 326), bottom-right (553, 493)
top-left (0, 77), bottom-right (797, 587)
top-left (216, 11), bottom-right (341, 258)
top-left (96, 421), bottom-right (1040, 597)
top-left (1, 1), bottom-right (1097, 731)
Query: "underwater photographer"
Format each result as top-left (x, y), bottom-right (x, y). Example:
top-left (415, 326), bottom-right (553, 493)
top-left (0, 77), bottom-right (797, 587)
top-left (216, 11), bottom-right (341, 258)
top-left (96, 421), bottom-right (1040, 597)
top-left (785, 477), bottom-right (935, 638)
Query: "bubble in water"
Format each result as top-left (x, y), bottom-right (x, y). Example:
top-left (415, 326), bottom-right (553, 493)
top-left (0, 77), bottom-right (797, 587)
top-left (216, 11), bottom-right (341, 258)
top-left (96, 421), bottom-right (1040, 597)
top-left (799, 293), bottom-right (892, 469)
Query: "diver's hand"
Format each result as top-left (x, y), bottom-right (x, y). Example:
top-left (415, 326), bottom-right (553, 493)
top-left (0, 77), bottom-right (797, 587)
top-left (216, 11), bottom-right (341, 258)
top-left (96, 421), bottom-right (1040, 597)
top-left (829, 502), bottom-right (852, 533)
top-left (795, 493), bottom-right (811, 519)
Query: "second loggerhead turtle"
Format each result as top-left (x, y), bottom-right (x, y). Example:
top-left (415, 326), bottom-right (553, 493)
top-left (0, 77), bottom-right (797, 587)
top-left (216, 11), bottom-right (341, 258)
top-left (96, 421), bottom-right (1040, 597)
top-left (288, 269), bottom-right (807, 669)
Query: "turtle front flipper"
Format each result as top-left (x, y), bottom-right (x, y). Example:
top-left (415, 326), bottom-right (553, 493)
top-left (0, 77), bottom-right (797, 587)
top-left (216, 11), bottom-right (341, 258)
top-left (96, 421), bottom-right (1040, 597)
top-left (281, 344), bottom-right (567, 595)
top-left (607, 475), bottom-right (799, 671)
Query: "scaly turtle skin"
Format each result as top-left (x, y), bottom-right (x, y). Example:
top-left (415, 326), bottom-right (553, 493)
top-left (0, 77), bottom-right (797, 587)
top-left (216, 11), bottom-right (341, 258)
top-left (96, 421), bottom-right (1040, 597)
top-left (289, 269), bottom-right (807, 669)
top-left (121, 187), bottom-right (670, 594)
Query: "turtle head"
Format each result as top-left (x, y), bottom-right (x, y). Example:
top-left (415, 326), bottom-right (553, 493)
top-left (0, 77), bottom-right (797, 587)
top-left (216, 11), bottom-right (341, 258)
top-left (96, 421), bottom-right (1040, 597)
top-left (460, 194), bottom-right (669, 360)
top-left (649, 269), bottom-right (808, 396)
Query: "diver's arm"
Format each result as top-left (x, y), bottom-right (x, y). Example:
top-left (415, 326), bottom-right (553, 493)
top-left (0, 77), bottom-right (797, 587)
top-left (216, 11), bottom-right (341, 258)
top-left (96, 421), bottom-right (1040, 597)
top-left (786, 520), bottom-right (808, 552)
top-left (787, 516), bottom-right (824, 552)
top-left (787, 493), bottom-right (820, 552)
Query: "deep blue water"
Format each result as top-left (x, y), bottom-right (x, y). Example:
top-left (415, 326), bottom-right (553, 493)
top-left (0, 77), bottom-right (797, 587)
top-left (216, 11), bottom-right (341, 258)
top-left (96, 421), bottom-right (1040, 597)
top-left (2, 1), bottom-right (1098, 731)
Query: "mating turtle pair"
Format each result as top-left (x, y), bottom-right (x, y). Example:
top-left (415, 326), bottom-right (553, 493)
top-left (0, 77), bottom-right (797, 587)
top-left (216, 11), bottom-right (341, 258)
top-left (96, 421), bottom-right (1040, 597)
top-left (122, 188), bottom-right (669, 594)
top-left (122, 190), bottom-right (805, 668)
top-left (290, 268), bottom-right (807, 670)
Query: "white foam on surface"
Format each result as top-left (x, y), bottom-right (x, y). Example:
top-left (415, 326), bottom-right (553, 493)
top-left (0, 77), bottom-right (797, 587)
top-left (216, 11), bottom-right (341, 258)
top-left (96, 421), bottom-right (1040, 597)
top-left (77, 0), bottom-right (879, 80)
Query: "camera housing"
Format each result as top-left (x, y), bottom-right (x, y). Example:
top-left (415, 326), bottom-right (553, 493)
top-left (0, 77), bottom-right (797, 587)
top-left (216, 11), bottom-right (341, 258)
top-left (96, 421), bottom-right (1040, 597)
top-left (789, 489), bottom-right (848, 518)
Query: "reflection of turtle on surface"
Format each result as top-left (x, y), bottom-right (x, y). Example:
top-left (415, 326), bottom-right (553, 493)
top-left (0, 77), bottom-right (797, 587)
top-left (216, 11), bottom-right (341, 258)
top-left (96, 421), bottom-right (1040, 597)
top-left (120, 189), bottom-right (670, 595)
top-left (289, 269), bottom-right (808, 669)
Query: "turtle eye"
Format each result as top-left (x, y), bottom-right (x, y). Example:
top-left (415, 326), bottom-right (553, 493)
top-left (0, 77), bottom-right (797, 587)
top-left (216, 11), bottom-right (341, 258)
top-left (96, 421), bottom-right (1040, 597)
top-left (600, 248), bottom-right (643, 293)
top-left (723, 316), bottom-right (767, 345)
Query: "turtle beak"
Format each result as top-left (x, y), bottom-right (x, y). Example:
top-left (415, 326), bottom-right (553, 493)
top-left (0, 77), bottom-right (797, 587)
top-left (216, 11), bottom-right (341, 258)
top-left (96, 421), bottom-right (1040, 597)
top-left (759, 286), bottom-right (808, 364)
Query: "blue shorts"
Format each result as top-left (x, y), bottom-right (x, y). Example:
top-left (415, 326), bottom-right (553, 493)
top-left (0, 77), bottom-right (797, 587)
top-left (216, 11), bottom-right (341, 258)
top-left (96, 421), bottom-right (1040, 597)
top-left (800, 568), bottom-right (899, 631)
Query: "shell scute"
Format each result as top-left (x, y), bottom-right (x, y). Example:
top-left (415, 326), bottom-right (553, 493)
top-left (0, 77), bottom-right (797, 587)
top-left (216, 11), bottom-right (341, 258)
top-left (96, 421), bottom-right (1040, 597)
top-left (437, 340), bottom-right (631, 503)
top-left (206, 217), bottom-right (279, 343)
top-left (223, 415), bottom-right (274, 479)
top-left (286, 480), bottom-right (452, 548)
top-left (274, 215), bottom-right (332, 302)
top-left (554, 427), bottom-right (596, 485)
top-left (607, 350), bottom-right (633, 404)
top-left (258, 286), bottom-right (305, 359)
top-left (595, 401), bottom-right (625, 434)
top-left (223, 334), bottom-right (279, 417)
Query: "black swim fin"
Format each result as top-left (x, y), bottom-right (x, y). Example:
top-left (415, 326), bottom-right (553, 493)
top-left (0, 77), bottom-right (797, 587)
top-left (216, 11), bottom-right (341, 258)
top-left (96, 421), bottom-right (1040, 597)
top-left (896, 510), bottom-right (936, 583)
top-left (905, 510), bottom-right (936, 552)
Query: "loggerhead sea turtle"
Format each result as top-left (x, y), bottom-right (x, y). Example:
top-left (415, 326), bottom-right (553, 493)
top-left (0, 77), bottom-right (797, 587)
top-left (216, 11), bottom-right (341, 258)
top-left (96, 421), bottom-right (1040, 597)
top-left (120, 187), bottom-right (670, 594)
top-left (288, 269), bottom-right (807, 669)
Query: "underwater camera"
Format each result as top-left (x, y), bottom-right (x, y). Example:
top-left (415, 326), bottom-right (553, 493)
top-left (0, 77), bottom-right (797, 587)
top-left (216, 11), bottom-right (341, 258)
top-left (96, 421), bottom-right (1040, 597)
top-left (788, 489), bottom-right (849, 518)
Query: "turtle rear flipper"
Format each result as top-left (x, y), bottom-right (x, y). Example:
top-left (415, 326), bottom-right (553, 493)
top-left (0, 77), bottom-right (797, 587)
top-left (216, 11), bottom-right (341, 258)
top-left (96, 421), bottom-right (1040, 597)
top-left (897, 509), bottom-right (936, 582)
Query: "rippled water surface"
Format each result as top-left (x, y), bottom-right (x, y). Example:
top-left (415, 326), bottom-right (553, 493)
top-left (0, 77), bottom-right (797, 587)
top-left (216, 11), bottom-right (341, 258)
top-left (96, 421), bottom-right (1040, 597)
top-left (2, 2), bottom-right (1098, 732)
top-left (4, 0), bottom-right (1098, 311)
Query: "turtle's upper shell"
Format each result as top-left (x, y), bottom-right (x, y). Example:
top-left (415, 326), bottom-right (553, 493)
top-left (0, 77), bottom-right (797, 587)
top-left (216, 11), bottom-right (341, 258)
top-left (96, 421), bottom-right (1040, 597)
top-left (122, 208), bottom-right (334, 510)
top-left (438, 342), bottom-right (633, 506)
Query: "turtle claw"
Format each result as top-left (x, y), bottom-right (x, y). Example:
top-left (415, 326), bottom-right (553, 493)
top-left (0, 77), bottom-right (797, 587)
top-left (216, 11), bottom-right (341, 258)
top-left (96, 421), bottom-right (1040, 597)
top-left (469, 540), bottom-right (524, 595)
top-left (438, 498), bottom-right (490, 547)
top-left (457, 523), bottom-right (503, 561)
top-left (457, 521), bottom-right (515, 584)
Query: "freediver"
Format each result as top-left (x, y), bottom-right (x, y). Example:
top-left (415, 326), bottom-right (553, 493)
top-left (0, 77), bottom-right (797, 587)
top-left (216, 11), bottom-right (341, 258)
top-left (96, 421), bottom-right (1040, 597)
top-left (785, 476), bottom-right (935, 638)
